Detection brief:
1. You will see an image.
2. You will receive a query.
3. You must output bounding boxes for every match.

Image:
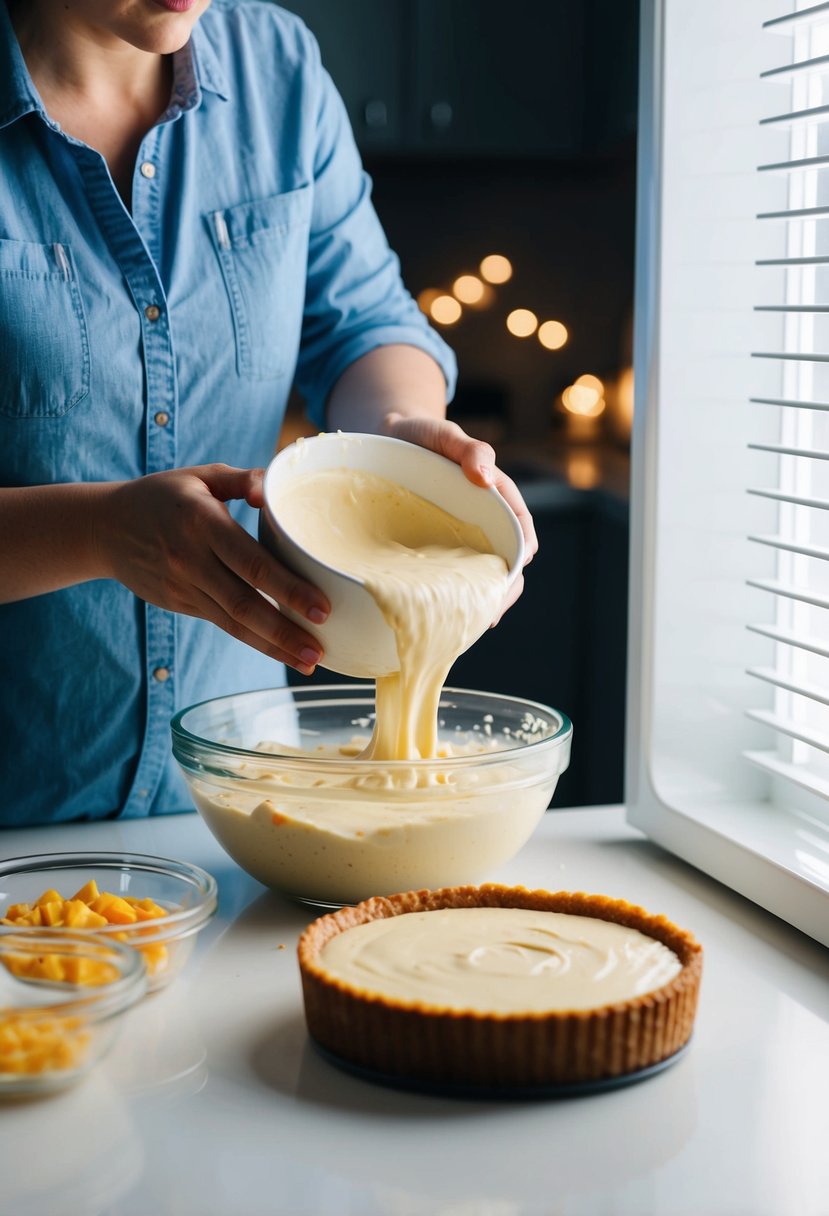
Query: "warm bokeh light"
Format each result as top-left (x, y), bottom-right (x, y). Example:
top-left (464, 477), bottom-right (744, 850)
top-left (561, 384), bottom-right (606, 417)
top-left (575, 373), bottom-right (604, 394)
top-left (452, 275), bottom-right (486, 305)
top-left (506, 308), bottom-right (538, 338)
top-left (480, 254), bottom-right (513, 284)
top-left (538, 320), bottom-right (568, 350)
top-left (474, 282), bottom-right (495, 309)
top-left (417, 288), bottom-right (442, 315)
top-left (430, 294), bottom-right (462, 325)
top-left (616, 366), bottom-right (634, 430)
top-left (566, 451), bottom-right (601, 490)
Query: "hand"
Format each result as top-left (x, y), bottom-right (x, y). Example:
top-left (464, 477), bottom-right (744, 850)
top-left (382, 413), bottom-right (538, 618)
top-left (95, 465), bottom-right (330, 675)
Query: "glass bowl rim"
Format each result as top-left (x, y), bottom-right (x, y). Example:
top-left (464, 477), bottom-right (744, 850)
top-left (0, 926), bottom-right (148, 1022)
top-left (171, 683), bottom-right (573, 772)
top-left (0, 852), bottom-right (218, 939)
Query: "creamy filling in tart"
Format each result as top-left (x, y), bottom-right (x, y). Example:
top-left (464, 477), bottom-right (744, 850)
top-left (317, 905), bottom-right (682, 1013)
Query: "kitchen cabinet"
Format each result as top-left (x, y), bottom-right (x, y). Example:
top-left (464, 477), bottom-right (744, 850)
top-left (408, 0), bottom-right (584, 157)
top-left (277, 0), bottom-right (408, 153)
top-left (279, 0), bottom-right (635, 158)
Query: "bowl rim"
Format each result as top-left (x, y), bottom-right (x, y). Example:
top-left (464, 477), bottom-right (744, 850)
top-left (171, 684), bottom-right (573, 772)
top-left (0, 926), bottom-right (148, 1023)
top-left (0, 852), bottom-right (218, 940)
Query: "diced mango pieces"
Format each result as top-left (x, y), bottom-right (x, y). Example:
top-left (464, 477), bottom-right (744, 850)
top-left (0, 1014), bottom-right (89, 1076)
top-left (62, 900), bottom-right (108, 930)
top-left (70, 879), bottom-right (100, 904)
top-left (125, 897), bottom-right (166, 918)
top-left (34, 889), bottom-right (62, 908)
top-left (2, 879), bottom-right (173, 981)
top-left (37, 900), bottom-right (65, 927)
top-left (89, 894), bottom-right (137, 925)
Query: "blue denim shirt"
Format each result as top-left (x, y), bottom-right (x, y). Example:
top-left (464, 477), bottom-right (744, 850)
top-left (0, 0), bottom-right (456, 825)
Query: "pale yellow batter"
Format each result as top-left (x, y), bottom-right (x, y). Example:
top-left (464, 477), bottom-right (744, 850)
top-left (318, 907), bottom-right (682, 1012)
top-left (271, 468), bottom-right (510, 760)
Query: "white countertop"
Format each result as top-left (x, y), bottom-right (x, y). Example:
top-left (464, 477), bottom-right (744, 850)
top-left (1, 805), bottom-right (828, 1216)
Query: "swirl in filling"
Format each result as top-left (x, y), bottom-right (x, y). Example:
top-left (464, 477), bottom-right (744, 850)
top-left (319, 907), bottom-right (682, 1013)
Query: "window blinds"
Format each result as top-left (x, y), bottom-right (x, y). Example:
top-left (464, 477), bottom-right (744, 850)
top-left (746, 2), bottom-right (829, 810)
top-left (626, 0), bottom-right (829, 948)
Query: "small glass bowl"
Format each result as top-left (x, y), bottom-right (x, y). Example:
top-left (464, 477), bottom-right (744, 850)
top-left (172, 685), bottom-right (572, 908)
top-left (0, 854), bottom-right (217, 993)
top-left (0, 928), bottom-right (147, 1097)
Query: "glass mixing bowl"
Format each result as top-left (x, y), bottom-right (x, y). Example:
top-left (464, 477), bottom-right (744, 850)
top-left (0, 928), bottom-right (147, 1097)
top-left (0, 854), bottom-right (217, 993)
top-left (172, 686), bottom-right (572, 908)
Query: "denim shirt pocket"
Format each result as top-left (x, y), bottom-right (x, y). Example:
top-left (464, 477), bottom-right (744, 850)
top-left (209, 185), bottom-right (312, 382)
top-left (0, 238), bottom-right (91, 419)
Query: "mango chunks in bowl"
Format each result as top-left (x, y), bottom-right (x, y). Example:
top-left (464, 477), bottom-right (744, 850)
top-left (0, 929), bottom-right (146, 1095)
top-left (0, 854), bottom-right (217, 993)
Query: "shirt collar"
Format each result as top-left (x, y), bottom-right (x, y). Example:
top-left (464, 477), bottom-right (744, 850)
top-left (0, 2), bottom-right (229, 132)
top-left (190, 19), bottom-right (230, 102)
top-left (0, 1), bottom-right (45, 129)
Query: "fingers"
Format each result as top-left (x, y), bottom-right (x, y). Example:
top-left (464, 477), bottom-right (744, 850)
top-left (175, 469), bottom-right (330, 671)
top-left (385, 415), bottom-right (538, 567)
top-left (202, 536), bottom-right (328, 671)
top-left (386, 414), bottom-right (496, 487)
top-left (192, 556), bottom-right (323, 680)
top-left (184, 583), bottom-right (322, 676)
top-left (207, 503), bottom-right (330, 626)
top-left (491, 470), bottom-right (538, 564)
top-left (430, 422), bottom-right (497, 488)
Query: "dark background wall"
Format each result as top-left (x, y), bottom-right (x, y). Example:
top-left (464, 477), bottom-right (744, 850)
top-left (276, 0), bottom-right (639, 808)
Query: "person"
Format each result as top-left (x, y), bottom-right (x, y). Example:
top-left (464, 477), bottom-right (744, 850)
top-left (0, 0), bottom-right (537, 826)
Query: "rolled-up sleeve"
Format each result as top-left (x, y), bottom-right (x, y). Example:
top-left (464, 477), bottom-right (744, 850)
top-left (294, 37), bottom-right (457, 427)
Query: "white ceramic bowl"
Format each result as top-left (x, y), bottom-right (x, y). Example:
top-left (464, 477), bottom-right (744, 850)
top-left (259, 432), bottom-right (524, 678)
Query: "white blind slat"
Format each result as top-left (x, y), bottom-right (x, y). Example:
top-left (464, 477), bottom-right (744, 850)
top-left (760, 51), bottom-right (829, 77)
top-left (755, 305), bottom-right (829, 313)
top-left (747, 621), bottom-right (829, 659)
top-left (757, 205), bottom-right (829, 218)
top-left (751, 350), bottom-right (829, 361)
top-left (747, 487), bottom-right (829, 510)
top-left (746, 709), bottom-right (829, 755)
top-left (746, 578), bottom-right (829, 611)
top-left (748, 533), bottom-right (829, 561)
top-left (755, 254), bottom-right (829, 264)
top-left (747, 666), bottom-right (829, 709)
top-left (760, 102), bottom-right (829, 125)
top-left (744, 749), bottom-right (829, 801)
top-left (763, 2), bottom-right (829, 32)
top-left (747, 441), bottom-right (829, 458)
top-left (750, 396), bottom-right (829, 409)
top-left (758, 155), bottom-right (829, 172)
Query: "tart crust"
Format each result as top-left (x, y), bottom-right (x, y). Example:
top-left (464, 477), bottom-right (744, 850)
top-left (298, 884), bottom-right (703, 1087)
